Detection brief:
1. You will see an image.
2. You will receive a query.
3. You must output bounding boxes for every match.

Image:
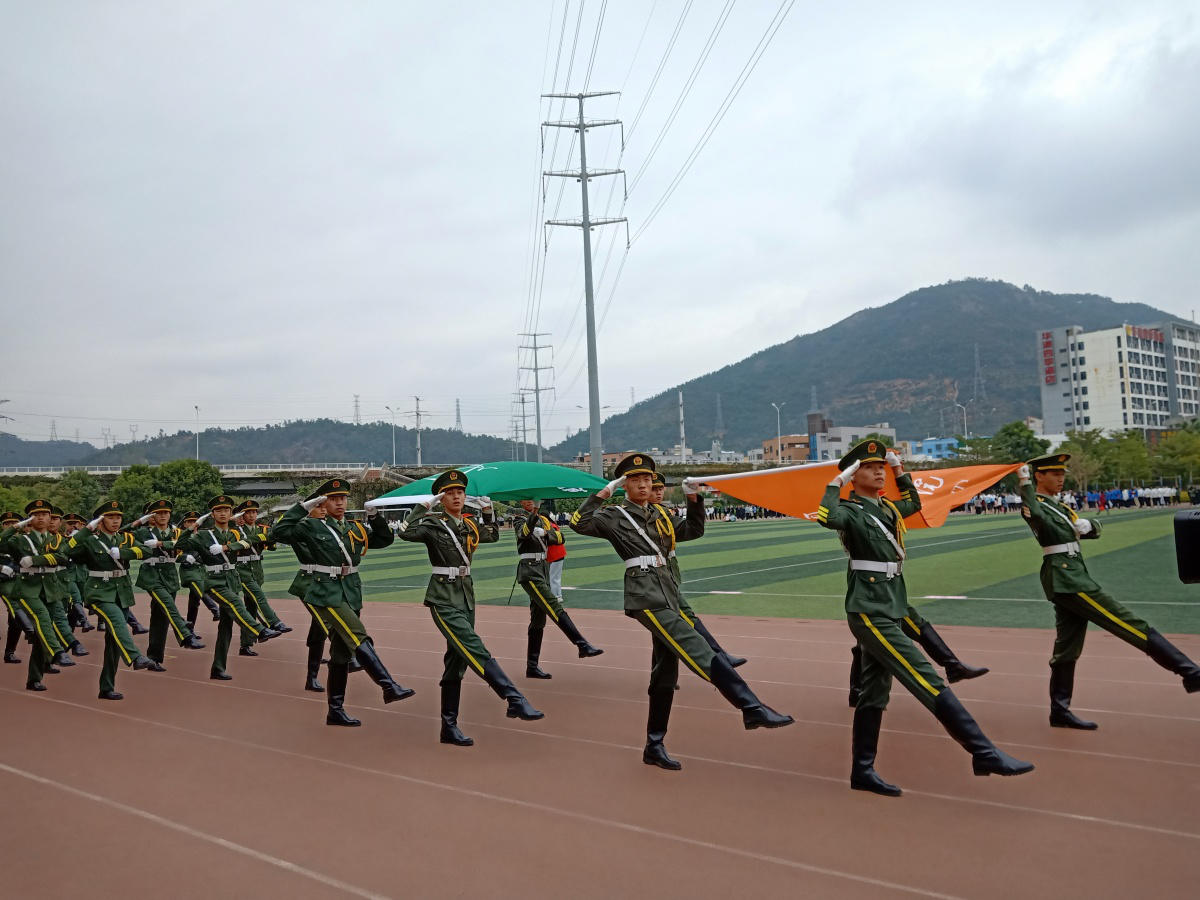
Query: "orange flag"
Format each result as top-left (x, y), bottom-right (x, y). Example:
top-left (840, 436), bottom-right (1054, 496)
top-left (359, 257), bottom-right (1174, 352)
top-left (695, 462), bottom-right (1022, 528)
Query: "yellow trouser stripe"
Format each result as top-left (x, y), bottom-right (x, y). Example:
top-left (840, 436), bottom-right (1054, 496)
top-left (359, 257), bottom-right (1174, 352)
top-left (678, 608), bottom-right (694, 627)
top-left (527, 582), bottom-right (559, 623)
top-left (903, 616), bottom-right (919, 633)
top-left (327, 607), bottom-right (362, 648)
top-left (305, 603), bottom-right (331, 636)
top-left (150, 590), bottom-right (186, 642)
top-left (19, 599), bottom-right (56, 655)
top-left (433, 608), bottom-right (484, 675)
top-left (859, 613), bottom-right (940, 697)
top-left (644, 610), bottom-right (710, 682)
top-left (2, 596), bottom-right (17, 617)
top-left (1078, 592), bottom-right (1147, 641)
top-left (93, 606), bottom-right (133, 665)
top-left (51, 618), bottom-right (71, 647)
top-left (211, 589), bottom-right (257, 632)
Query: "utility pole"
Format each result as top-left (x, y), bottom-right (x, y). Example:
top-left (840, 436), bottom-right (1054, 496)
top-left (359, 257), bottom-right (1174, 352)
top-left (771, 402), bottom-right (786, 464)
top-left (411, 397), bottom-right (422, 466)
top-left (455, 399), bottom-right (462, 432)
top-left (384, 405), bottom-right (397, 466)
top-left (519, 332), bottom-right (553, 463)
top-left (542, 90), bottom-right (628, 477)
top-left (517, 394), bottom-right (530, 461)
top-left (194, 406), bottom-right (200, 459)
top-left (678, 392), bottom-right (686, 464)
top-left (353, 394), bottom-right (361, 425)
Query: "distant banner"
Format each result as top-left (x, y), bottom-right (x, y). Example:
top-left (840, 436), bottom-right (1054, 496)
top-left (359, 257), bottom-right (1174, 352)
top-left (696, 462), bottom-right (1022, 529)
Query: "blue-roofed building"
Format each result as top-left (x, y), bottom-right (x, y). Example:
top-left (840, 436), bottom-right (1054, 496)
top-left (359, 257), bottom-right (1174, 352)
top-left (911, 437), bottom-right (960, 460)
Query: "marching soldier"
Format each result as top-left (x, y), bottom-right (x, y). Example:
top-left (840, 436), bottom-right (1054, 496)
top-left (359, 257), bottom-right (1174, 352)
top-left (270, 478), bottom-right (414, 726)
top-left (44, 505), bottom-right (90, 658)
top-left (819, 440), bottom-right (1033, 796)
top-left (61, 513), bottom-right (95, 633)
top-left (1, 510), bottom-right (33, 665)
top-left (177, 495), bottom-right (281, 681)
top-left (1018, 454), bottom-right (1200, 728)
top-left (65, 500), bottom-right (156, 699)
top-left (571, 454), bottom-right (793, 771)
top-left (3, 500), bottom-right (79, 691)
top-left (133, 499), bottom-right (205, 668)
top-left (232, 500), bottom-right (292, 638)
top-left (396, 469), bottom-right (542, 746)
top-left (177, 510), bottom-right (220, 634)
top-left (514, 497), bottom-right (602, 679)
top-left (276, 500), bottom-right (329, 693)
top-left (650, 472), bottom-right (746, 669)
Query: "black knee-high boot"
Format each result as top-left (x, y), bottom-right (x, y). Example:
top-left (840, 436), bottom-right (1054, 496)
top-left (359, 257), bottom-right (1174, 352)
top-left (917, 623), bottom-right (989, 683)
top-left (643, 689), bottom-right (681, 770)
top-left (691, 616), bottom-right (746, 668)
top-left (325, 662), bottom-right (360, 726)
top-left (709, 655), bottom-right (793, 730)
top-left (124, 609), bottom-right (149, 635)
top-left (849, 644), bottom-right (862, 707)
top-left (1049, 662), bottom-right (1097, 729)
top-left (481, 658), bottom-right (544, 720)
top-left (850, 706), bottom-right (901, 796)
top-left (556, 610), bottom-right (603, 658)
top-left (353, 640), bottom-right (415, 703)
top-left (304, 641), bottom-right (325, 692)
top-left (526, 628), bottom-right (551, 679)
top-left (72, 601), bottom-right (94, 632)
top-left (1145, 629), bottom-right (1200, 693)
top-left (4, 617), bottom-right (23, 664)
top-left (440, 681), bottom-right (473, 746)
top-left (933, 690), bottom-right (1035, 776)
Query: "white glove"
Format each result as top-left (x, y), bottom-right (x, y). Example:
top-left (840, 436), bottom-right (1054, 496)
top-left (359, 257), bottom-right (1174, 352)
top-left (1017, 465), bottom-right (1031, 482)
top-left (184, 554), bottom-right (197, 565)
top-left (424, 492), bottom-right (445, 510)
top-left (682, 477), bottom-right (704, 497)
top-left (19, 556), bottom-right (33, 568)
top-left (209, 542), bottom-right (223, 555)
top-left (17, 516), bottom-right (34, 529)
top-left (136, 513), bottom-right (153, 525)
top-left (87, 517), bottom-right (103, 530)
top-left (533, 526), bottom-right (546, 538)
top-left (194, 512), bottom-right (211, 526)
top-left (108, 546), bottom-right (122, 560)
top-left (478, 496), bottom-right (493, 510)
top-left (0, 564), bottom-right (12, 577)
top-left (1073, 518), bottom-right (1093, 536)
top-left (600, 475), bottom-right (626, 498)
top-left (885, 450), bottom-right (902, 469)
top-left (832, 460), bottom-right (860, 488)
top-left (301, 495), bottom-right (327, 511)
top-left (144, 538), bottom-right (160, 549)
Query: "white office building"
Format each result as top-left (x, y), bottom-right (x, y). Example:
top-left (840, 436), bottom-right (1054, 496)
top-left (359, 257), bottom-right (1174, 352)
top-left (1038, 322), bottom-right (1200, 433)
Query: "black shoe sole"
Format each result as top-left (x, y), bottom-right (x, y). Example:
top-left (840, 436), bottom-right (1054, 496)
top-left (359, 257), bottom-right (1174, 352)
top-left (326, 718), bottom-right (362, 727)
top-left (642, 756), bottom-right (682, 770)
top-left (850, 780), bottom-right (902, 797)
top-left (383, 688), bottom-right (416, 703)
top-left (946, 667), bottom-right (990, 684)
top-left (744, 716), bottom-right (795, 730)
top-left (1050, 717), bottom-right (1098, 730)
top-left (525, 670), bottom-right (553, 679)
top-left (506, 709), bottom-right (545, 721)
top-left (304, 685), bottom-right (326, 693)
top-left (974, 763), bottom-right (1035, 777)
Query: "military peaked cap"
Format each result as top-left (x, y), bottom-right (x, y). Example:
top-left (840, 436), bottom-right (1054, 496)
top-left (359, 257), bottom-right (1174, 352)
top-left (614, 453), bottom-right (656, 479)
top-left (49, 505), bottom-right (64, 517)
top-left (24, 499), bottom-right (52, 515)
top-left (63, 513), bottom-right (85, 525)
top-left (313, 478), bottom-right (351, 498)
top-left (838, 439), bottom-right (889, 471)
top-left (0, 511), bottom-right (20, 525)
top-left (179, 510), bottom-right (201, 522)
top-left (234, 499), bottom-right (260, 513)
top-left (144, 498), bottom-right (174, 513)
top-left (207, 495), bottom-right (234, 511)
top-left (651, 471), bottom-right (673, 488)
top-left (93, 499), bottom-right (123, 518)
top-left (432, 470), bottom-right (467, 494)
top-left (1029, 452), bottom-right (1071, 474)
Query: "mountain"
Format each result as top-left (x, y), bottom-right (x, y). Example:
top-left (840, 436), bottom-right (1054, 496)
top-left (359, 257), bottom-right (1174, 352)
top-left (3, 420), bottom-right (531, 468)
top-left (551, 279), bottom-right (1175, 456)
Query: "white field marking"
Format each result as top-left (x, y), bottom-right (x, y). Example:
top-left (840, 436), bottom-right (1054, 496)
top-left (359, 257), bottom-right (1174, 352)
top-left (0, 762), bottom-right (398, 900)
top-left (709, 590), bottom-right (744, 595)
top-left (1, 693), bottom-right (969, 900)
top-left (15, 681), bottom-right (1200, 845)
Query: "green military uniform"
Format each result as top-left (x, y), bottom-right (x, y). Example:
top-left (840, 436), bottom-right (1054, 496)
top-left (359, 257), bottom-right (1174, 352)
top-left (64, 500), bottom-right (155, 699)
top-left (571, 453), bottom-right (792, 771)
top-left (231, 500), bottom-right (290, 637)
top-left (175, 511), bottom-right (219, 633)
top-left (133, 500), bottom-right (204, 666)
top-left (277, 505), bottom-right (328, 693)
top-left (270, 478), bottom-right (413, 726)
top-left (2, 500), bottom-right (78, 689)
top-left (397, 468), bottom-right (542, 745)
top-left (1019, 453), bottom-right (1200, 728)
top-left (819, 440), bottom-right (1032, 795)
top-left (651, 472), bottom-right (746, 670)
top-left (1, 511), bottom-right (33, 665)
top-left (42, 509), bottom-right (88, 658)
top-left (515, 501), bottom-right (602, 679)
top-left (176, 495), bottom-right (279, 680)
top-left (61, 514), bottom-right (95, 634)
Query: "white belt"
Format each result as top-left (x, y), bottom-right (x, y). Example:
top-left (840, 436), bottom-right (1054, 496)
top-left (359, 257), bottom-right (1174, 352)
top-left (667, 550), bottom-right (676, 559)
top-left (205, 563), bottom-right (235, 574)
top-left (301, 564), bottom-right (359, 578)
top-left (1043, 542), bottom-right (1080, 557)
top-left (142, 558), bottom-right (173, 566)
top-left (20, 566), bottom-right (59, 575)
top-left (236, 554), bottom-right (262, 563)
top-left (88, 570), bottom-right (125, 581)
top-left (431, 565), bottom-right (470, 580)
top-left (849, 559), bottom-right (904, 578)
top-left (518, 552), bottom-right (546, 562)
top-left (625, 555), bottom-right (667, 570)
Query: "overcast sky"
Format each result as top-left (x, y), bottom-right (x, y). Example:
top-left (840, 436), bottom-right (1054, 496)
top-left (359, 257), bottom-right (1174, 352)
top-left (2, 1), bottom-right (1197, 451)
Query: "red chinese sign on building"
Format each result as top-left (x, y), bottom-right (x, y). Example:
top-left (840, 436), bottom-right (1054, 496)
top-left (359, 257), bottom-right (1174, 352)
top-left (1041, 331), bottom-right (1056, 384)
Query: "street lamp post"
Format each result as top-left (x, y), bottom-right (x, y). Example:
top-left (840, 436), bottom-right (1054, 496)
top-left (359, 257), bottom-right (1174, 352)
top-left (384, 405), bottom-right (396, 467)
top-left (771, 402), bottom-right (785, 464)
top-left (194, 406), bottom-right (200, 460)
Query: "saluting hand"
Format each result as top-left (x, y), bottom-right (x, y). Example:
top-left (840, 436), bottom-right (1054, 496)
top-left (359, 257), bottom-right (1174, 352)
top-left (885, 450), bottom-right (903, 471)
top-left (425, 492), bottom-right (445, 510)
top-left (831, 460), bottom-right (860, 488)
top-left (598, 475), bottom-right (626, 500)
top-left (16, 516), bottom-right (34, 529)
top-left (87, 517), bottom-right (103, 531)
top-left (301, 494), bottom-right (328, 512)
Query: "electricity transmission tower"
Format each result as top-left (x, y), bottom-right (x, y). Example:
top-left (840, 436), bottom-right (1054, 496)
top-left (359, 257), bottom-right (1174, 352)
top-left (519, 332), bottom-right (554, 463)
top-left (455, 399), bottom-right (462, 432)
top-left (972, 343), bottom-right (987, 401)
top-left (542, 91), bottom-right (628, 476)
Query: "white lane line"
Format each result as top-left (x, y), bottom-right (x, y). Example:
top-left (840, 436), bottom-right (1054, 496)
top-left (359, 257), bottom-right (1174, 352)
top-left (2, 692), bottom-right (967, 900)
top-left (0, 762), bottom-right (397, 900)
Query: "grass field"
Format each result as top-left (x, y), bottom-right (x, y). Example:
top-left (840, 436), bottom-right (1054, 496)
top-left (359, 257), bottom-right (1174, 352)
top-left (260, 506), bottom-right (1200, 634)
